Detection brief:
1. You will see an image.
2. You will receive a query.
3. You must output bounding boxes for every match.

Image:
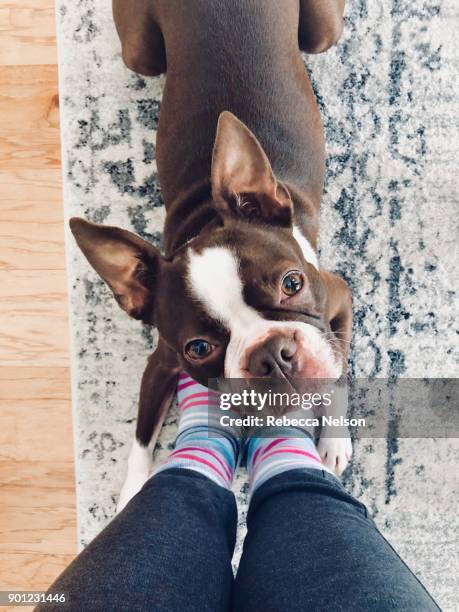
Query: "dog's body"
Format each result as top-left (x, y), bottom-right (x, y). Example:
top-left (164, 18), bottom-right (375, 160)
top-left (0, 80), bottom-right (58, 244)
top-left (71, 0), bottom-right (351, 511)
top-left (118, 0), bottom-right (336, 242)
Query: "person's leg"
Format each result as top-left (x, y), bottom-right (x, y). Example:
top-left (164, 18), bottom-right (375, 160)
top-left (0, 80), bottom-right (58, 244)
top-left (234, 429), bottom-right (440, 612)
top-left (38, 375), bottom-right (241, 612)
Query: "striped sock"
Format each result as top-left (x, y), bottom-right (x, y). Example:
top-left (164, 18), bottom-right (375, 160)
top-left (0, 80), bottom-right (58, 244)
top-left (154, 373), bottom-right (241, 489)
top-left (246, 427), bottom-right (329, 496)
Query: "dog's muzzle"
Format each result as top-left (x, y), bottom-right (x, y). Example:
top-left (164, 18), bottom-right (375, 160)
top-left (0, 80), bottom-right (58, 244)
top-left (225, 321), bottom-right (342, 380)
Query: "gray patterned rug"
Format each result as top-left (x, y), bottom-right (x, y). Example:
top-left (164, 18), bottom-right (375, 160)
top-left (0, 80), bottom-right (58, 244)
top-left (56, 1), bottom-right (458, 608)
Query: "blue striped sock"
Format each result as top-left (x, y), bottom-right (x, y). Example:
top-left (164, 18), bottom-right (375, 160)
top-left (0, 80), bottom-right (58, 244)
top-left (153, 373), bottom-right (241, 489)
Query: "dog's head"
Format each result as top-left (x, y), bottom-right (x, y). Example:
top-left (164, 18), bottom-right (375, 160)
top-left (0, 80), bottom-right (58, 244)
top-left (71, 112), bottom-right (352, 388)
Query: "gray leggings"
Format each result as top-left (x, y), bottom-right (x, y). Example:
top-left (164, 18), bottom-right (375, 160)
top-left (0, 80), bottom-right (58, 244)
top-left (38, 468), bottom-right (440, 611)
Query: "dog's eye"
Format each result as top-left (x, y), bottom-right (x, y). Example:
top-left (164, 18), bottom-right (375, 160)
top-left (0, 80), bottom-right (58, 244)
top-left (281, 271), bottom-right (303, 296)
top-left (185, 339), bottom-right (214, 360)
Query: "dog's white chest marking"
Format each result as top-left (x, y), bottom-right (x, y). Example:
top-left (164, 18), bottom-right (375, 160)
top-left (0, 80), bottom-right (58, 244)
top-left (293, 226), bottom-right (319, 270)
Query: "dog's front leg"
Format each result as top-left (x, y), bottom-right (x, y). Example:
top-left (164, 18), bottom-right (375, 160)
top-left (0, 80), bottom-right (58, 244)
top-left (298, 0), bottom-right (345, 54)
top-left (317, 383), bottom-right (352, 475)
top-left (117, 341), bottom-right (179, 513)
top-left (117, 437), bottom-right (159, 513)
top-left (112, 0), bottom-right (166, 76)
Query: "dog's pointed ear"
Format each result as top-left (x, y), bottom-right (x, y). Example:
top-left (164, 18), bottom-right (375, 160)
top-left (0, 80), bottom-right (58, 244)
top-left (320, 270), bottom-right (353, 367)
top-left (70, 217), bottom-right (162, 322)
top-left (211, 111), bottom-right (293, 226)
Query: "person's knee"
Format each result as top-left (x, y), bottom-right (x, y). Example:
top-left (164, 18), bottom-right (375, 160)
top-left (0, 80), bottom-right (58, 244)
top-left (121, 44), bottom-right (163, 76)
top-left (301, 18), bottom-right (344, 54)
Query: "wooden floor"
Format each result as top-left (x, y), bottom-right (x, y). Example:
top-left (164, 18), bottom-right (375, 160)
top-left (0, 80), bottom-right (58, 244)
top-left (0, 0), bottom-right (76, 602)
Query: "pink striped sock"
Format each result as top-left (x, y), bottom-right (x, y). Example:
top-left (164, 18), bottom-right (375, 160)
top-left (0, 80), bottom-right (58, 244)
top-left (153, 373), bottom-right (241, 489)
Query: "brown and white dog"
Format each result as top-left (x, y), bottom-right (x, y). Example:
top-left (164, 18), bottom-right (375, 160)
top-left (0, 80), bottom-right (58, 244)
top-left (70, 0), bottom-right (351, 510)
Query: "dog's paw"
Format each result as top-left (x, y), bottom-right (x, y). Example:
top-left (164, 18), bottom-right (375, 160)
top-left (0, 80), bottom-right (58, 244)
top-left (116, 472), bottom-right (149, 514)
top-left (317, 436), bottom-right (352, 475)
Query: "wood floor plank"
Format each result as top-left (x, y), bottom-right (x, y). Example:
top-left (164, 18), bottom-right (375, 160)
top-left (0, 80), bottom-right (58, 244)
top-left (0, 169), bottom-right (61, 204)
top-left (0, 462), bottom-right (75, 554)
top-left (0, 65), bottom-right (60, 170)
top-left (0, 1), bottom-right (57, 66)
top-left (0, 400), bottom-right (73, 462)
top-left (0, 169), bottom-right (65, 271)
top-left (0, 272), bottom-right (69, 367)
top-left (0, 366), bottom-right (71, 401)
top-left (0, 552), bottom-right (74, 603)
top-left (0, 221), bottom-right (66, 271)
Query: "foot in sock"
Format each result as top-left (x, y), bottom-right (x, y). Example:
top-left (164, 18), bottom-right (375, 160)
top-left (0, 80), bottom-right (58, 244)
top-left (154, 373), bottom-right (242, 489)
top-left (246, 427), bottom-right (332, 496)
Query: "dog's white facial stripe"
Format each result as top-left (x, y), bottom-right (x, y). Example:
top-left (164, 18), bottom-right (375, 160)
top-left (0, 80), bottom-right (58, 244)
top-left (187, 247), bottom-right (261, 333)
top-left (293, 226), bottom-right (319, 270)
top-left (187, 245), bottom-right (340, 380)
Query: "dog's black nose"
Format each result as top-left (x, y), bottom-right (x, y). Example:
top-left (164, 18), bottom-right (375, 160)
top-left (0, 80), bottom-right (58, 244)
top-left (247, 335), bottom-right (296, 378)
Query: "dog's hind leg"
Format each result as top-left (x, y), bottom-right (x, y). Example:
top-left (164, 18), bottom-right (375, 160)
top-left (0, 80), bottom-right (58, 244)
top-left (117, 341), bottom-right (179, 512)
top-left (113, 0), bottom-right (166, 76)
top-left (298, 0), bottom-right (345, 54)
